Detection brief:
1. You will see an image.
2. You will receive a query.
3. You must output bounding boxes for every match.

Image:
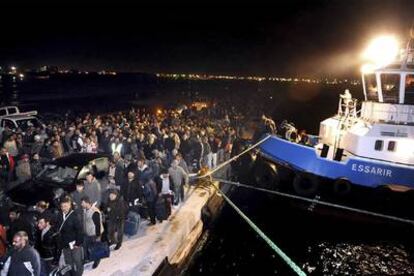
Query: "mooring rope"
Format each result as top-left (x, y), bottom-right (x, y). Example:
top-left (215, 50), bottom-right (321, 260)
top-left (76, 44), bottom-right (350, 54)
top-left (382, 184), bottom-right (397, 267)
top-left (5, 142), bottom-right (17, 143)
top-left (213, 178), bottom-right (414, 226)
top-left (211, 179), bottom-right (307, 276)
top-left (197, 134), bottom-right (271, 179)
top-left (192, 135), bottom-right (307, 275)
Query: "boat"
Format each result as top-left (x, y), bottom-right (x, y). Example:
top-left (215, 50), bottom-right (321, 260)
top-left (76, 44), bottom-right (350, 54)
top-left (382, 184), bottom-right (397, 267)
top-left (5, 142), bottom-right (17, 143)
top-left (255, 34), bottom-right (414, 196)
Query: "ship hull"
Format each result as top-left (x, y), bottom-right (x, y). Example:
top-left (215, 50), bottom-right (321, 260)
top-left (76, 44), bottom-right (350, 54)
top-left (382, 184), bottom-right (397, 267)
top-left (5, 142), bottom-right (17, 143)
top-left (259, 135), bottom-right (414, 189)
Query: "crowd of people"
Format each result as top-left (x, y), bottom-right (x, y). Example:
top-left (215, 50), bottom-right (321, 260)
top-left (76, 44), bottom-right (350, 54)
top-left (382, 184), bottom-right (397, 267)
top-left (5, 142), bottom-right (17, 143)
top-left (0, 102), bottom-right (244, 276)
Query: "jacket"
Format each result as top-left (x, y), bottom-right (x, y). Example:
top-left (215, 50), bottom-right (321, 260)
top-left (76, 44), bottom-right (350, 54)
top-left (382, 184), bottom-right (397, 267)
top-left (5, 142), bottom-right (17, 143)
top-left (35, 226), bottom-right (57, 261)
top-left (83, 179), bottom-right (102, 207)
top-left (121, 178), bottom-right (143, 206)
top-left (143, 179), bottom-right (158, 203)
top-left (1, 245), bottom-right (41, 276)
top-left (105, 196), bottom-right (127, 223)
top-left (55, 210), bottom-right (83, 249)
top-left (168, 166), bottom-right (189, 188)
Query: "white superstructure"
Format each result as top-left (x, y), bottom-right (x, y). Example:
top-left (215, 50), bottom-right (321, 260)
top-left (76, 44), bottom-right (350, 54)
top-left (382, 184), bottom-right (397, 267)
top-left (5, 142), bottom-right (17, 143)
top-left (319, 37), bottom-right (414, 166)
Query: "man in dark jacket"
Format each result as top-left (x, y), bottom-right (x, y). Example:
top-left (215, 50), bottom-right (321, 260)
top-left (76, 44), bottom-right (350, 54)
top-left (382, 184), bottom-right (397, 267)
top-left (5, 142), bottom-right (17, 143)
top-left (70, 182), bottom-right (86, 210)
top-left (30, 153), bottom-right (43, 178)
top-left (7, 208), bottom-right (34, 246)
top-left (56, 196), bottom-right (84, 276)
top-left (179, 133), bottom-right (192, 166)
top-left (36, 216), bottom-right (57, 273)
top-left (136, 158), bottom-right (153, 186)
top-left (143, 177), bottom-right (158, 225)
top-left (121, 172), bottom-right (143, 213)
top-left (113, 152), bottom-right (126, 187)
top-left (1, 231), bottom-right (41, 276)
top-left (100, 130), bottom-right (112, 154)
top-left (105, 189), bottom-right (127, 250)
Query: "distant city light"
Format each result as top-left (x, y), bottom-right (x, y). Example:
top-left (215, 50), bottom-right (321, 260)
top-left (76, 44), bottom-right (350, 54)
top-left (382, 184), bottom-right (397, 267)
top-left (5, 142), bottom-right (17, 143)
top-left (155, 72), bottom-right (360, 86)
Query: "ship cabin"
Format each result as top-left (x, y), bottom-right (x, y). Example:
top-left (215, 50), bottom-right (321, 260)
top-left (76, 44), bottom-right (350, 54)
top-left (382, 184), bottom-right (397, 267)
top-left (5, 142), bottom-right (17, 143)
top-left (319, 54), bottom-right (414, 166)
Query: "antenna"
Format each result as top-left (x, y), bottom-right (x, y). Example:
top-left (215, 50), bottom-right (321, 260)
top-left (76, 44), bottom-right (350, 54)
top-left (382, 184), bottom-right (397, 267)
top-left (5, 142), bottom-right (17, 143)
top-left (403, 22), bottom-right (414, 67)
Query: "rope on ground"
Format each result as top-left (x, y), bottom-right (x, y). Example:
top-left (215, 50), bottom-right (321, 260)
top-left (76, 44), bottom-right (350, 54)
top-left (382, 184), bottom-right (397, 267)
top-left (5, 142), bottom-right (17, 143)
top-left (214, 178), bottom-right (414, 226)
top-left (196, 134), bottom-right (271, 179)
top-left (211, 180), bottom-right (307, 276)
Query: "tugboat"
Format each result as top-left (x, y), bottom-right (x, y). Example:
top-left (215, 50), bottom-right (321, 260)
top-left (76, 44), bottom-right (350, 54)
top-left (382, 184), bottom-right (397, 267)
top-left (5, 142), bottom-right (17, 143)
top-left (256, 34), bottom-right (414, 197)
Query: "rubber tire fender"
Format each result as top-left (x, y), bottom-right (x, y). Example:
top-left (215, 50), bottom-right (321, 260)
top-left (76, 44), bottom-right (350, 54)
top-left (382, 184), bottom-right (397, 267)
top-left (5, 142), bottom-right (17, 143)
top-left (293, 172), bottom-right (319, 197)
top-left (254, 161), bottom-right (280, 190)
top-left (333, 178), bottom-right (352, 196)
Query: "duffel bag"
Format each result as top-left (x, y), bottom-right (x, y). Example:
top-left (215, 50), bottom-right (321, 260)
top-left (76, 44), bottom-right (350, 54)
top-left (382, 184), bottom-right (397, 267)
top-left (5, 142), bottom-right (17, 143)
top-left (87, 241), bottom-right (110, 261)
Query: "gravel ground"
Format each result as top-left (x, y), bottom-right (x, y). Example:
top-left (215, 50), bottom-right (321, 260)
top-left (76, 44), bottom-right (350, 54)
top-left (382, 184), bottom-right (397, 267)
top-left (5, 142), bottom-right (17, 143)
top-left (303, 242), bottom-right (414, 275)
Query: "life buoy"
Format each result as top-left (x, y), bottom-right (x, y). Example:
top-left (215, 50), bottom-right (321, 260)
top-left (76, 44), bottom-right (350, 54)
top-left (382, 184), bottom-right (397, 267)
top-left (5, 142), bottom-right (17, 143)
top-left (254, 161), bottom-right (280, 190)
top-left (285, 128), bottom-right (298, 142)
top-left (293, 173), bottom-right (319, 196)
top-left (333, 178), bottom-right (352, 196)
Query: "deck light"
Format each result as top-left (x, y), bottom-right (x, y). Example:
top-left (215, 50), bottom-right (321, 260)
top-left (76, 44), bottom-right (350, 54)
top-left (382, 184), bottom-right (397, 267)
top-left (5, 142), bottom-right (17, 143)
top-left (362, 35), bottom-right (399, 68)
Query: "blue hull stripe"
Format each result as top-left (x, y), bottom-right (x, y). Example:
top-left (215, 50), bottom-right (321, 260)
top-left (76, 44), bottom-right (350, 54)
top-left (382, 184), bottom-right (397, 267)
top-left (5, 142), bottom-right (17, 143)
top-left (259, 135), bottom-right (414, 188)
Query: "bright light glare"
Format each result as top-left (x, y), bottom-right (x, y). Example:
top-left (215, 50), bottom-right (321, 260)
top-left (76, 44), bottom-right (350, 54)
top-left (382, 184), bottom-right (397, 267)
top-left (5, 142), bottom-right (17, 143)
top-left (362, 35), bottom-right (399, 68)
top-left (360, 64), bottom-right (375, 73)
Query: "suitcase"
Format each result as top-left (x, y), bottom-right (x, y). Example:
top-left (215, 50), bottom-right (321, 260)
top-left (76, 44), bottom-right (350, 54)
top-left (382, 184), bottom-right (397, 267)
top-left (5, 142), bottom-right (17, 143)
top-left (124, 211), bottom-right (140, 236)
top-left (87, 241), bottom-right (110, 261)
top-left (155, 197), bottom-right (169, 221)
top-left (48, 265), bottom-right (72, 276)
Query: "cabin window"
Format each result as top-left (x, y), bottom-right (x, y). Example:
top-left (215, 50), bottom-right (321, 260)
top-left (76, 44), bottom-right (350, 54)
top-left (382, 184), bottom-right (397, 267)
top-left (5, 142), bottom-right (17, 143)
top-left (374, 140), bottom-right (383, 151)
top-left (387, 141), bottom-right (396, 152)
top-left (405, 74), bottom-right (414, 104)
top-left (381, 74), bottom-right (400, 103)
top-left (364, 74), bottom-right (378, 101)
top-left (0, 110), bottom-right (6, 116)
top-left (8, 107), bottom-right (18, 114)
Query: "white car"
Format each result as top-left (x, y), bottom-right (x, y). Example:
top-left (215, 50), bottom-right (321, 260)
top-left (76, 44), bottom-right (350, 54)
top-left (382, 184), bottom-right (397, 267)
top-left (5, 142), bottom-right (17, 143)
top-left (0, 114), bottom-right (42, 135)
top-left (0, 106), bottom-right (37, 119)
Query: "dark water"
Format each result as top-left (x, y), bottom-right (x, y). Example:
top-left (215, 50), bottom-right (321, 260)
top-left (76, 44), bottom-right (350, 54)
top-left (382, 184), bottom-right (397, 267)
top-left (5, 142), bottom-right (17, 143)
top-left (0, 72), bottom-right (356, 133)
top-left (183, 179), bottom-right (414, 276)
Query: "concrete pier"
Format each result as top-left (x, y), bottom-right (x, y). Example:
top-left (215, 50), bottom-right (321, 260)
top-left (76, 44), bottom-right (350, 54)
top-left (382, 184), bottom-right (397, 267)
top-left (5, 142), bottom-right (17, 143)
top-left (85, 180), bottom-right (225, 276)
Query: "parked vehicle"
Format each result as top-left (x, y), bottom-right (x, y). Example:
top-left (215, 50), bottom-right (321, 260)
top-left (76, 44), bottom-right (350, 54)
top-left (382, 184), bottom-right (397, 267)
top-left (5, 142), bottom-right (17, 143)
top-left (0, 106), bottom-right (37, 118)
top-left (5, 153), bottom-right (110, 206)
top-left (0, 115), bottom-right (41, 132)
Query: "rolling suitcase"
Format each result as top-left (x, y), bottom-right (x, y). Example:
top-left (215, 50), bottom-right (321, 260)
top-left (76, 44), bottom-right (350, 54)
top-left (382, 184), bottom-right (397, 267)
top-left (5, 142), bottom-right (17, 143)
top-left (124, 211), bottom-right (140, 236)
top-left (155, 197), bottom-right (169, 222)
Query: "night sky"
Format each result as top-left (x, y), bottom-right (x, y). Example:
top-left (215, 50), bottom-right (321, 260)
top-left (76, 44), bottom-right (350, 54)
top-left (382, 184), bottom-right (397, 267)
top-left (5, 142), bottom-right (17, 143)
top-left (2, 1), bottom-right (414, 77)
